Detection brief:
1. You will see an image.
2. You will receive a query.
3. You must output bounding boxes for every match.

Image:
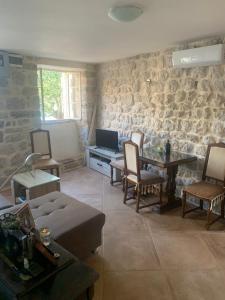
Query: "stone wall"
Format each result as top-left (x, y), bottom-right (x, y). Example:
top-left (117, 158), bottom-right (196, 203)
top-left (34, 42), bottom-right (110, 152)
top-left (97, 37), bottom-right (225, 195)
top-left (0, 54), bottom-right (97, 186)
top-left (0, 56), bottom-right (41, 187)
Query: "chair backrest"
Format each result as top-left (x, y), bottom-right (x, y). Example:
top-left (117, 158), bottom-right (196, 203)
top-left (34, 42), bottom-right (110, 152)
top-left (131, 131), bottom-right (144, 155)
top-left (123, 141), bottom-right (140, 180)
top-left (203, 143), bottom-right (225, 185)
top-left (30, 129), bottom-right (52, 158)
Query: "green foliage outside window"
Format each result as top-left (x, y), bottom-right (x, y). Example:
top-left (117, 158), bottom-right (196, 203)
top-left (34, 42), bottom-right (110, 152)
top-left (38, 69), bottom-right (62, 120)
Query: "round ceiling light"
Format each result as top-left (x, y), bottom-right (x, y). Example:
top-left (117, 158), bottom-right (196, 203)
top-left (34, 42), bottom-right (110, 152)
top-left (108, 5), bottom-right (143, 22)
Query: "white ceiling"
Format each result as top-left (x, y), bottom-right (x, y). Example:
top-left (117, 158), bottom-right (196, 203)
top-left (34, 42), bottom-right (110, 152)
top-left (1, 0), bottom-right (225, 63)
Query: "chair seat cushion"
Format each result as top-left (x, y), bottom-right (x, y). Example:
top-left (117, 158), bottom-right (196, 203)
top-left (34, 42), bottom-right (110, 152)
top-left (127, 170), bottom-right (164, 185)
top-left (184, 181), bottom-right (224, 201)
top-left (110, 159), bottom-right (124, 171)
top-left (33, 158), bottom-right (61, 169)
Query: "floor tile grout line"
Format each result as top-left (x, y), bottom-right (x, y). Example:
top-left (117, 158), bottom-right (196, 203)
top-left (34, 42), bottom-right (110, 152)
top-left (144, 213), bottom-right (163, 269)
top-left (164, 270), bottom-right (179, 300)
top-left (101, 265), bottom-right (221, 272)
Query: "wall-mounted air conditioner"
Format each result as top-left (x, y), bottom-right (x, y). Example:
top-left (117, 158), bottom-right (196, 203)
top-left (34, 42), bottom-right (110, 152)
top-left (172, 44), bottom-right (224, 68)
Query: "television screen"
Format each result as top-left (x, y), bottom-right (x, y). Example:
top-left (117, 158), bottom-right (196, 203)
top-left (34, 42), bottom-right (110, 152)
top-left (96, 129), bottom-right (119, 152)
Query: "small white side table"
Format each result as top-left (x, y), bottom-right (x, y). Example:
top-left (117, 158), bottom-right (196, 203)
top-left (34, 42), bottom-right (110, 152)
top-left (11, 169), bottom-right (60, 204)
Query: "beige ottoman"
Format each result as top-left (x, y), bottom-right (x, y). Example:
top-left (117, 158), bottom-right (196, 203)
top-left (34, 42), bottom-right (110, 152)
top-left (0, 191), bottom-right (105, 259)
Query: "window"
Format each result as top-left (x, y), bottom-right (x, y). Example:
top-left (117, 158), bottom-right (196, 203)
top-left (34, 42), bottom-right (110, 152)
top-left (37, 67), bottom-right (81, 121)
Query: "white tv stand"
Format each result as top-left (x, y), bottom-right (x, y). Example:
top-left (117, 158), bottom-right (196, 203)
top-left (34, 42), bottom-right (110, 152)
top-left (86, 146), bottom-right (124, 180)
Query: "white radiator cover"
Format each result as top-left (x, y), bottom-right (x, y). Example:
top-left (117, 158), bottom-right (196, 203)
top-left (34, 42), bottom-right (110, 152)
top-left (172, 44), bottom-right (224, 68)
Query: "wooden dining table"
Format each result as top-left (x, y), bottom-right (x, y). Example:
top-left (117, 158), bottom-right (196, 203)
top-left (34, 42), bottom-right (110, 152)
top-left (139, 147), bottom-right (197, 213)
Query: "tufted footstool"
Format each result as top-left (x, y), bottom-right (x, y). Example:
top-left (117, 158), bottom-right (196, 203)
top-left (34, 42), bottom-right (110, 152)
top-left (0, 191), bottom-right (105, 259)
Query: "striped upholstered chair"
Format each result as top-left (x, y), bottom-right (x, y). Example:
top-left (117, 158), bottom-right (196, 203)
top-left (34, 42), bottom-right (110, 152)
top-left (30, 129), bottom-right (61, 177)
top-left (123, 140), bottom-right (164, 212)
top-left (182, 143), bottom-right (225, 229)
top-left (110, 131), bottom-right (144, 188)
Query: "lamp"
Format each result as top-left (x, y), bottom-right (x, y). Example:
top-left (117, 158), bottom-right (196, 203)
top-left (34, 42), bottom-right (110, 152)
top-left (0, 153), bottom-right (41, 191)
top-left (23, 153), bottom-right (41, 170)
top-left (108, 5), bottom-right (143, 22)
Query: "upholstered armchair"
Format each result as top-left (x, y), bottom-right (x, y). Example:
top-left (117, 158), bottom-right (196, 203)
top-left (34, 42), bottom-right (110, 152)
top-left (182, 143), bottom-right (225, 229)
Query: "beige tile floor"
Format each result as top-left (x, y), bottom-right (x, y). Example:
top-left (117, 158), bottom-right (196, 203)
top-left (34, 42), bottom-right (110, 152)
top-left (60, 167), bottom-right (225, 300)
top-left (2, 167), bottom-right (225, 300)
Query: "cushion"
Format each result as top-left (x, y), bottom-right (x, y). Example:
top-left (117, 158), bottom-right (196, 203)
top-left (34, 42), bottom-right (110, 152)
top-left (110, 159), bottom-right (124, 170)
top-left (127, 170), bottom-right (164, 185)
top-left (28, 191), bottom-right (104, 235)
top-left (31, 192), bottom-right (105, 258)
top-left (0, 191), bottom-right (105, 259)
top-left (184, 181), bottom-right (225, 201)
top-left (33, 158), bottom-right (61, 169)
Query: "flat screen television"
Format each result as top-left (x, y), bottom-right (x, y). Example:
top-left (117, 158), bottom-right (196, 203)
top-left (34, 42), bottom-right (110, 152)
top-left (96, 129), bottom-right (119, 152)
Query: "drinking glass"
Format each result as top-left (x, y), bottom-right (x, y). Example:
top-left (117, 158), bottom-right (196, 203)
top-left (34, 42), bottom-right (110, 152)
top-left (39, 227), bottom-right (51, 246)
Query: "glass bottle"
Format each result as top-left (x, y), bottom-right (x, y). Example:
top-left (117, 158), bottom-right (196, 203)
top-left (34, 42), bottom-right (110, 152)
top-left (165, 140), bottom-right (171, 155)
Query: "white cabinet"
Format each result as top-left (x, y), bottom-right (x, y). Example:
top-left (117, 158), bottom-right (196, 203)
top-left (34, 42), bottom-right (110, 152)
top-left (86, 146), bottom-right (123, 181)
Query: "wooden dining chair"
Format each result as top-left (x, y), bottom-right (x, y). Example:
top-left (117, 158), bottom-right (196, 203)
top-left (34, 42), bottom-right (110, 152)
top-left (182, 143), bottom-right (225, 229)
top-left (123, 140), bottom-right (164, 212)
top-left (30, 129), bottom-right (61, 177)
top-left (110, 130), bottom-right (144, 187)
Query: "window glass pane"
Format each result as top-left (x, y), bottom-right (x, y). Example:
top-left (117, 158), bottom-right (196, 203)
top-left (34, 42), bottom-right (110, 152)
top-left (37, 69), bottom-right (44, 121)
top-left (37, 68), bottom-right (82, 121)
top-left (42, 70), bottom-right (62, 120)
top-left (61, 73), bottom-right (70, 119)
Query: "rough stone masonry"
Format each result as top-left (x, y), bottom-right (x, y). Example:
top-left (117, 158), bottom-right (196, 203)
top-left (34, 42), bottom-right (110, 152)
top-left (97, 37), bottom-right (225, 197)
top-left (0, 56), bottom-right (41, 186)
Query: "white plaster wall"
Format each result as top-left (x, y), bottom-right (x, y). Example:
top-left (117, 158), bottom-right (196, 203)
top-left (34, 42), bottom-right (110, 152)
top-left (42, 121), bottom-right (81, 160)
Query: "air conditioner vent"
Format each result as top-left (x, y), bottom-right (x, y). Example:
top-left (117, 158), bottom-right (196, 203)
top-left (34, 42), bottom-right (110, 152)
top-left (9, 54), bottom-right (23, 67)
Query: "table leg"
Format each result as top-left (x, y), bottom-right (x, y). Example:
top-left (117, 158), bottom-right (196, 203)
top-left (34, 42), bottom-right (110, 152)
top-left (26, 189), bottom-right (30, 201)
top-left (110, 165), bottom-right (114, 185)
top-left (11, 179), bottom-right (16, 204)
top-left (166, 165), bottom-right (178, 202)
top-left (56, 167), bottom-right (60, 178)
top-left (158, 165), bottom-right (181, 213)
top-left (86, 285), bottom-right (94, 300)
top-left (56, 180), bottom-right (61, 191)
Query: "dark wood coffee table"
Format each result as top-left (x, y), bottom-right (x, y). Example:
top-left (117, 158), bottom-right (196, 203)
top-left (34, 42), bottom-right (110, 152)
top-left (0, 241), bottom-right (98, 300)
